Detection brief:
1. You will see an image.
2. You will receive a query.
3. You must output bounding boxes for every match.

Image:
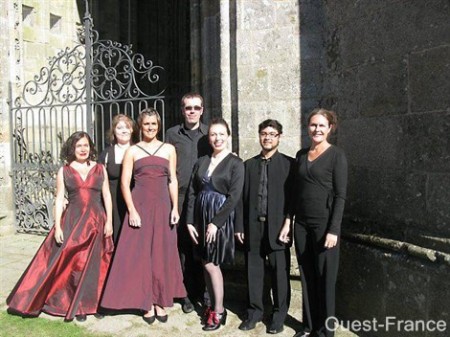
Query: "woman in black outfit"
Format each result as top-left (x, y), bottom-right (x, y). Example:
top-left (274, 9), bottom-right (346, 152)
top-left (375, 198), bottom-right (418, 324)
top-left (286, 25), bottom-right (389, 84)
top-left (99, 114), bottom-right (138, 243)
top-left (186, 118), bottom-right (244, 331)
top-left (290, 108), bottom-right (347, 337)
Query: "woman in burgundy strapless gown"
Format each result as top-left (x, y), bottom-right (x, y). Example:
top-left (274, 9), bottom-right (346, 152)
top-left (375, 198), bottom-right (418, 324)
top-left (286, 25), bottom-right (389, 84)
top-left (7, 131), bottom-right (114, 322)
top-left (100, 108), bottom-right (186, 324)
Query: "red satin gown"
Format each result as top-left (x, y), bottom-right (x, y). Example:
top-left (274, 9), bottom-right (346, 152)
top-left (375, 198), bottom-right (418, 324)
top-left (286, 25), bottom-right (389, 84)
top-left (101, 154), bottom-right (186, 311)
top-left (7, 163), bottom-right (113, 320)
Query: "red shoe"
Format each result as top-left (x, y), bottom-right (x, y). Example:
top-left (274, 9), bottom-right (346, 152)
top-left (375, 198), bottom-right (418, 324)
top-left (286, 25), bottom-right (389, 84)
top-left (201, 306), bottom-right (212, 325)
top-left (202, 309), bottom-right (227, 331)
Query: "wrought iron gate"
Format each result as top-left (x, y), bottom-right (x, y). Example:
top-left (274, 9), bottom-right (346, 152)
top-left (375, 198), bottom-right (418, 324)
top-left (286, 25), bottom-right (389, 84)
top-left (10, 6), bottom-right (166, 234)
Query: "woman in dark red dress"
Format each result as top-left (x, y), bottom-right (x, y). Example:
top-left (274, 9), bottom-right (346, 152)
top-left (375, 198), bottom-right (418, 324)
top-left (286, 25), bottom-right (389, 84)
top-left (7, 131), bottom-right (114, 322)
top-left (100, 108), bottom-right (186, 324)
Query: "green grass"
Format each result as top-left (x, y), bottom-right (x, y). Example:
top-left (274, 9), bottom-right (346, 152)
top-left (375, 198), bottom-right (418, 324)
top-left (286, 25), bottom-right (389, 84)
top-left (0, 311), bottom-right (113, 337)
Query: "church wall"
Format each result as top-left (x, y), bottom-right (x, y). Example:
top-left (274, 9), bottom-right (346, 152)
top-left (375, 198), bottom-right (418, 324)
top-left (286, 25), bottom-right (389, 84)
top-left (303, 0), bottom-right (450, 333)
top-left (234, 0), bottom-right (301, 159)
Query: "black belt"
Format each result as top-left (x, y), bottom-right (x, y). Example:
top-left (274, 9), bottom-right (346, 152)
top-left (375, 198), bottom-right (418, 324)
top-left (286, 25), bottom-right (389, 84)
top-left (258, 216), bottom-right (267, 222)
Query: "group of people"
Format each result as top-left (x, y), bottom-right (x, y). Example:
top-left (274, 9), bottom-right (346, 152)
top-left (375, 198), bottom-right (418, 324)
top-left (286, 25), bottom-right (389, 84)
top-left (6, 92), bottom-right (347, 337)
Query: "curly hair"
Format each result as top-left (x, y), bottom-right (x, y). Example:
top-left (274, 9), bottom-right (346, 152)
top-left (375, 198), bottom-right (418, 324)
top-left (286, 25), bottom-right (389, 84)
top-left (60, 131), bottom-right (97, 163)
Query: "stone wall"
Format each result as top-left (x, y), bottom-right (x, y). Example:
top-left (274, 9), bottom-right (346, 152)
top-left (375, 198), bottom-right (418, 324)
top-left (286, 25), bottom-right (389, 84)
top-left (234, 0), bottom-right (301, 159)
top-left (0, 0), bottom-right (81, 234)
top-left (300, 0), bottom-right (450, 334)
top-left (0, 0), bottom-right (14, 234)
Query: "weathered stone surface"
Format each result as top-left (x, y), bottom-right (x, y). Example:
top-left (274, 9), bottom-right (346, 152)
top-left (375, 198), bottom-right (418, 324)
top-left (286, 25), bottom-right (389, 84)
top-left (338, 239), bottom-right (450, 337)
top-left (428, 275), bottom-right (450, 323)
top-left (357, 60), bottom-right (408, 116)
top-left (346, 167), bottom-right (428, 234)
top-left (237, 65), bottom-right (270, 102)
top-left (409, 46), bottom-right (450, 113)
top-left (239, 1), bottom-right (277, 31)
top-left (400, 113), bottom-right (450, 172)
top-left (426, 174), bottom-right (450, 232)
top-left (339, 117), bottom-right (403, 169)
top-left (384, 261), bottom-right (430, 321)
top-left (330, 0), bottom-right (450, 69)
top-left (337, 241), bottom-right (386, 322)
top-left (270, 63), bottom-right (300, 100)
top-left (330, 67), bottom-right (360, 120)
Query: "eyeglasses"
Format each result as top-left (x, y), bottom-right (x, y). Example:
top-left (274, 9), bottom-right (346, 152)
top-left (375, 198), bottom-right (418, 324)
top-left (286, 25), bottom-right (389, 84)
top-left (184, 105), bottom-right (202, 111)
top-left (259, 132), bottom-right (279, 138)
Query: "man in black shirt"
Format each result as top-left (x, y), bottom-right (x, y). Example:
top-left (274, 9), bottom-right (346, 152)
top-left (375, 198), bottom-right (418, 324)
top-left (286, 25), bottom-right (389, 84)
top-left (166, 92), bottom-right (212, 313)
top-left (236, 119), bottom-right (294, 334)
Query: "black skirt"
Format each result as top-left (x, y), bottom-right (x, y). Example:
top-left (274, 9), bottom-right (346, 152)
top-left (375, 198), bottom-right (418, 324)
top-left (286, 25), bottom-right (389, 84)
top-left (194, 176), bottom-right (235, 265)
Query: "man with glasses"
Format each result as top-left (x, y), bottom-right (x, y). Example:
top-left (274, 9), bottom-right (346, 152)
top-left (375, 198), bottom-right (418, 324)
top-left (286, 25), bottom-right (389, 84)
top-left (236, 119), bottom-right (294, 334)
top-left (166, 92), bottom-right (212, 313)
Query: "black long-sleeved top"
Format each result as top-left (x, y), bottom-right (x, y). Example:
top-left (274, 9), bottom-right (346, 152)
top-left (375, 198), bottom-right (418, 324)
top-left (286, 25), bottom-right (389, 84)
top-left (186, 153), bottom-right (244, 228)
top-left (293, 145), bottom-right (347, 235)
top-left (165, 122), bottom-right (212, 193)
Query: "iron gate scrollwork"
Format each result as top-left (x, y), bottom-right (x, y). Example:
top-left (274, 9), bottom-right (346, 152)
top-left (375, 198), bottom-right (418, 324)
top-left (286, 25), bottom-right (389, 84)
top-left (10, 6), bottom-right (166, 234)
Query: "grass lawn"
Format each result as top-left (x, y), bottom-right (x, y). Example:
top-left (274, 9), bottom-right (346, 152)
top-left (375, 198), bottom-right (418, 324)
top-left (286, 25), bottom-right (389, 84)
top-left (0, 311), bottom-right (113, 337)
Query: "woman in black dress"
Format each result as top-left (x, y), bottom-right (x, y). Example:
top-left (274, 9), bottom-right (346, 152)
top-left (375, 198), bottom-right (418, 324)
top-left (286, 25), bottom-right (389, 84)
top-left (291, 108), bottom-right (347, 337)
top-left (186, 118), bottom-right (244, 331)
top-left (99, 114), bottom-right (138, 243)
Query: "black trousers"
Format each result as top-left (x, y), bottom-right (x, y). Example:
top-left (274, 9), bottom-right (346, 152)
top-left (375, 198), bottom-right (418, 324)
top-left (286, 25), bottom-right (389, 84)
top-left (177, 193), bottom-right (205, 302)
top-left (294, 221), bottom-right (339, 337)
top-left (246, 224), bottom-right (290, 326)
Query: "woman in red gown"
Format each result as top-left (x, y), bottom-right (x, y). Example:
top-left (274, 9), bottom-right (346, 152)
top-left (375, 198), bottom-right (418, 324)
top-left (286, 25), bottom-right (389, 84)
top-left (7, 131), bottom-right (114, 322)
top-left (100, 108), bottom-right (186, 324)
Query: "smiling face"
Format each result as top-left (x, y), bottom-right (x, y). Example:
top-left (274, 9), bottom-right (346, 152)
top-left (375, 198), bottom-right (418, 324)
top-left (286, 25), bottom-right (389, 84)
top-left (74, 136), bottom-right (91, 162)
top-left (208, 123), bottom-right (229, 153)
top-left (140, 114), bottom-right (159, 141)
top-left (259, 126), bottom-right (280, 152)
top-left (308, 114), bottom-right (332, 145)
top-left (114, 120), bottom-right (133, 145)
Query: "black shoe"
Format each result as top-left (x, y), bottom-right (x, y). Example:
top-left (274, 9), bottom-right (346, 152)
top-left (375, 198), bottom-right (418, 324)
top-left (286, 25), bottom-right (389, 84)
top-left (142, 314), bottom-right (156, 325)
top-left (238, 318), bottom-right (260, 331)
top-left (182, 298), bottom-right (194, 313)
top-left (94, 313), bottom-right (104, 319)
top-left (75, 314), bottom-right (87, 322)
top-left (202, 309), bottom-right (227, 331)
top-left (293, 332), bottom-right (310, 337)
top-left (267, 323), bottom-right (284, 334)
top-left (156, 314), bottom-right (168, 323)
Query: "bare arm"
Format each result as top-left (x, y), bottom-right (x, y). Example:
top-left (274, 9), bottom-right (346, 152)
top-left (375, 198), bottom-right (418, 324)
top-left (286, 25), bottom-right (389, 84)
top-left (121, 147), bottom-right (141, 227)
top-left (167, 144), bottom-right (179, 225)
top-left (54, 167), bottom-right (66, 244)
top-left (101, 164), bottom-right (113, 237)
